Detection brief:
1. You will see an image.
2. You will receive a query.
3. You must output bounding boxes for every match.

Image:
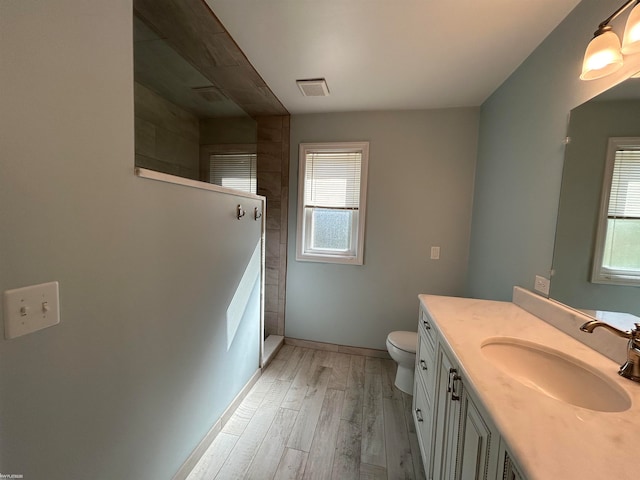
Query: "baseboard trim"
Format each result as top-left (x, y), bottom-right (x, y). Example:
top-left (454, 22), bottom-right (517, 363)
top-left (284, 337), bottom-right (390, 359)
top-left (171, 367), bottom-right (262, 480)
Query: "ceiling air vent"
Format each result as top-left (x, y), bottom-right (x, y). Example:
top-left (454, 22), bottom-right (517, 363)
top-left (296, 78), bottom-right (330, 97)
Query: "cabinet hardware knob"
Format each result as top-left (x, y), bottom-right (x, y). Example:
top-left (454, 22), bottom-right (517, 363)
top-left (415, 408), bottom-right (424, 422)
top-left (447, 367), bottom-right (455, 393)
top-left (254, 207), bottom-right (262, 220)
top-left (237, 205), bottom-right (246, 220)
top-left (420, 359), bottom-right (428, 370)
top-left (422, 320), bottom-right (431, 330)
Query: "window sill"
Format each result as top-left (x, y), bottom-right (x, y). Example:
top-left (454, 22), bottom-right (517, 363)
top-left (296, 252), bottom-right (363, 266)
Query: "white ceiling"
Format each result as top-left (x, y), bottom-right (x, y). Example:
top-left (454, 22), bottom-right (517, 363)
top-left (207, 0), bottom-right (581, 114)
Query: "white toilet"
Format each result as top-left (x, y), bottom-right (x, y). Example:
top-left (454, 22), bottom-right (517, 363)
top-left (386, 330), bottom-right (418, 394)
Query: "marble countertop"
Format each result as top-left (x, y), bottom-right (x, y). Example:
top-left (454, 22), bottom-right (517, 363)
top-left (419, 293), bottom-right (640, 480)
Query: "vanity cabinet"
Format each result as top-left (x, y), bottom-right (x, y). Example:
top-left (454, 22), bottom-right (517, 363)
top-left (431, 344), bottom-right (462, 480)
top-left (413, 306), bottom-right (504, 480)
top-left (498, 444), bottom-right (525, 480)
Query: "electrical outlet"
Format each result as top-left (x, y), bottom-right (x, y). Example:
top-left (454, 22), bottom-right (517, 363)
top-left (534, 275), bottom-right (550, 296)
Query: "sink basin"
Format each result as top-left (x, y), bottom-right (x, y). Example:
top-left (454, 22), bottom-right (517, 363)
top-left (481, 337), bottom-right (631, 412)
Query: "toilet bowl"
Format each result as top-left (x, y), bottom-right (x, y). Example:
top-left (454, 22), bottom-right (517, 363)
top-left (386, 331), bottom-right (418, 394)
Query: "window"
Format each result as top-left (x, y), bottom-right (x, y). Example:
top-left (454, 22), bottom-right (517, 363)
top-left (296, 142), bottom-right (369, 264)
top-left (206, 151), bottom-right (257, 194)
top-left (592, 137), bottom-right (640, 286)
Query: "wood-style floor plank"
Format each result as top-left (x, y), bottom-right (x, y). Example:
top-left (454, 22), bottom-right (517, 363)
top-left (359, 463), bottom-right (387, 480)
top-left (278, 346), bottom-right (307, 381)
top-left (361, 371), bottom-right (385, 467)
top-left (383, 397), bottom-right (415, 479)
top-left (331, 419), bottom-right (362, 480)
top-left (286, 365), bottom-right (331, 452)
top-left (364, 356), bottom-right (382, 375)
top-left (342, 355), bottom-right (365, 426)
top-left (303, 388), bottom-right (345, 479)
top-left (185, 432), bottom-right (238, 480)
top-left (281, 349), bottom-right (316, 410)
top-left (259, 358), bottom-right (288, 384)
top-left (381, 358), bottom-right (403, 401)
top-left (328, 352), bottom-right (351, 391)
top-left (273, 448), bottom-right (308, 480)
top-left (214, 380), bottom-right (291, 479)
top-left (244, 407), bottom-right (299, 480)
top-left (222, 380), bottom-right (271, 435)
top-left (275, 344), bottom-right (295, 361)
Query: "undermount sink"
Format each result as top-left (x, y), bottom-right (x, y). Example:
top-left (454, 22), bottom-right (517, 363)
top-left (481, 337), bottom-right (631, 412)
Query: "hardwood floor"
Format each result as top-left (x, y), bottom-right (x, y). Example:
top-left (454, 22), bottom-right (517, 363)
top-left (186, 345), bottom-right (426, 480)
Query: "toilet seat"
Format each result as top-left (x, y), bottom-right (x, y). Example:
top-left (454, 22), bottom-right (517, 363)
top-left (387, 331), bottom-right (417, 354)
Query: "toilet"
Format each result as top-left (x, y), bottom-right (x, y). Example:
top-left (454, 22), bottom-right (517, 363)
top-left (386, 330), bottom-right (418, 394)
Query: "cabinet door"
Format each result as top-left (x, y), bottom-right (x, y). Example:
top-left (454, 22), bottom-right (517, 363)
top-left (497, 441), bottom-right (526, 480)
top-left (431, 346), bottom-right (462, 480)
top-left (416, 325), bottom-right (436, 399)
top-left (413, 375), bottom-right (434, 475)
top-left (457, 392), bottom-right (496, 480)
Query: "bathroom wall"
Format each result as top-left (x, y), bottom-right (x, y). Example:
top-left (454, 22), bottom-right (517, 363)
top-left (0, 1), bottom-right (262, 479)
top-left (467, 0), bottom-right (636, 301)
top-left (134, 82), bottom-right (200, 180)
top-left (287, 109), bottom-right (479, 350)
top-left (553, 99), bottom-right (640, 315)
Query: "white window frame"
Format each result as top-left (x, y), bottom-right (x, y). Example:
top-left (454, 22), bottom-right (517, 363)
top-left (296, 142), bottom-right (369, 265)
top-left (592, 137), bottom-right (640, 286)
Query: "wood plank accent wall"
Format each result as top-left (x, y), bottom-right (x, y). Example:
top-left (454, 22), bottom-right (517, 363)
top-left (257, 116), bottom-right (290, 336)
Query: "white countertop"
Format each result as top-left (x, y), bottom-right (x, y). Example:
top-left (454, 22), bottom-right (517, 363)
top-left (419, 293), bottom-right (640, 480)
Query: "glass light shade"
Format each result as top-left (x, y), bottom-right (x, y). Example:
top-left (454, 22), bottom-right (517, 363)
top-left (580, 31), bottom-right (623, 80)
top-left (622, 4), bottom-right (640, 55)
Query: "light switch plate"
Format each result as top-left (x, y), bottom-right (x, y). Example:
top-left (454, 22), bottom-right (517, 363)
top-left (3, 281), bottom-right (60, 339)
top-left (430, 246), bottom-right (440, 260)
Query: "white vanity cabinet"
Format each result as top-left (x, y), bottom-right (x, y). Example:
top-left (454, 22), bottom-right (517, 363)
top-left (498, 444), bottom-right (526, 480)
top-left (413, 305), bottom-right (505, 480)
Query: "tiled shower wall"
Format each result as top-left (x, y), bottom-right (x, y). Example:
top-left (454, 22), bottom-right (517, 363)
top-left (257, 116), bottom-right (290, 337)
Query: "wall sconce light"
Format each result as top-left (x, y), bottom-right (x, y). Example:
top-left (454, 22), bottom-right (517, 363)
top-left (581, 0), bottom-right (640, 80)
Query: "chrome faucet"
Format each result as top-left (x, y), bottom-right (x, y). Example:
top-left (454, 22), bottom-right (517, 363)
top-left (580, 320), bottom-right (640, 382)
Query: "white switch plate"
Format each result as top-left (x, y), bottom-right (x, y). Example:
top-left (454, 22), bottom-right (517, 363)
top-left (534, 275), bottom-right (550, 296)
top-left (430, 246), bottom-right (440, 260)
top-left (3, 281), bottom-right (60, 339)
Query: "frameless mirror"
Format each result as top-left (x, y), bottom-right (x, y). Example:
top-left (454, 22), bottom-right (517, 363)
top-left (133, 13), bottom-right (257, 192)
top-left (551, 77), bottom-right (640, 320)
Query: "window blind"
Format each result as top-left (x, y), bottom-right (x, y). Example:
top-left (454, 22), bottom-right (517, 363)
top-left (304, 151), bottom-right (362, 209)
top-left (209, 153), bottom-right (257, 194)
top-left (608, 149), bottom-right (640, 219)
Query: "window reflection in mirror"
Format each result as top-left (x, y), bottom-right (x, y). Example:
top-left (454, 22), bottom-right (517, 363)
top-left (592, 138), bottom-right (640, 285)
top-left (551, 78), bottom-right (640, 318)
top-left (133, 14), bottom-right (257, 193)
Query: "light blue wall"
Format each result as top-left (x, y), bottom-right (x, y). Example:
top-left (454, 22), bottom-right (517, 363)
top-left (0, 1), bottom-right (261, 479)
top-left (287, 109), bottom-right (479, 350)
top-left (467, 0), bottom-right (638, 301)
top-left (553, 99), bottom-right (640, 316)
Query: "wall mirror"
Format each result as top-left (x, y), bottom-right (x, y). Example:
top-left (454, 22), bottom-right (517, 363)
top-left (132, 0), bottom-right (292, 194)
top-left (551, 77), bottom-right (640, 323)
top-left (134, 13), bottom-right (257, 189)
